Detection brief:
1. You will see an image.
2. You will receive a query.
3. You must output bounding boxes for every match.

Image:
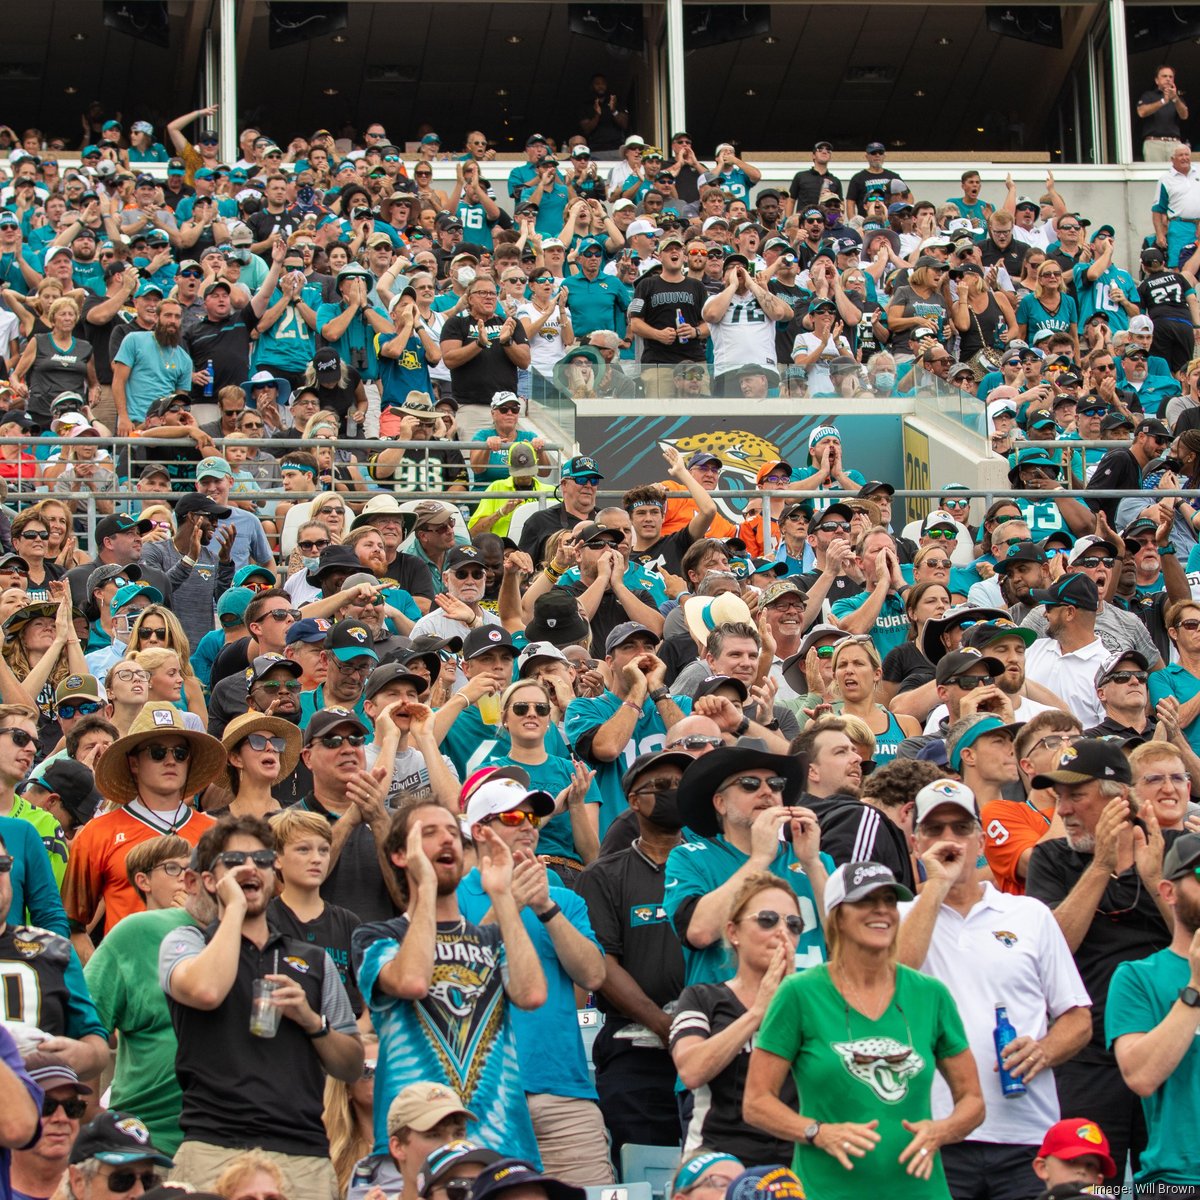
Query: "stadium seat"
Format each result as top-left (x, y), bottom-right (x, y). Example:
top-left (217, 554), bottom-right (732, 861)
top-left (620, 1144), bottom-right (679, 1200)
top-left (585, 1185), bottom-right (654, 1200)
top-left (578, 1007), bottom-right (604, 1083)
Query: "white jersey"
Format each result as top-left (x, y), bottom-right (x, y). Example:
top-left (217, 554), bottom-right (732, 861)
top-left (705, 291), bottom-right (778, 376)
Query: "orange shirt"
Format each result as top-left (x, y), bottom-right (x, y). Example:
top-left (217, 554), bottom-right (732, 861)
top-left (981, 796), bottom-right (1054, 895)
top-left (660, 480), bottom-right (739, 540)
top-left (736, 514), bottom-right (780, 559)
top-left (63, 805), bottom-right (214, 933)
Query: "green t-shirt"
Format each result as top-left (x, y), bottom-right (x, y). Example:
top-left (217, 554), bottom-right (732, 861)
top-left (4, 796), bottom-right (68, 886)
top-left (1106, 947), bottom-right (1200, 1185)
top-left (83, 907), bottom-right (196, 1153)
top-left (756, 964), bottom-right (968, 1200)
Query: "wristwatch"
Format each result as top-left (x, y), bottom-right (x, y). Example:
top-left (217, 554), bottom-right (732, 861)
top-left (649, 687), bottom-right (670, 703)
top-left (1160, 544), bottom-right (1177, 556)
top-left (803, 1121), bottom-right (821, 1145)
top-left (734, 716), bottom-right (751, 737)
top-left (1179, 985), bottom-right (1200, 1009)
top-left (307, 1013), bottom-right (331, 1039)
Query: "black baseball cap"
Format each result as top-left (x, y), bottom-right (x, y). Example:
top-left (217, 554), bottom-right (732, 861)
top-left (1031, 737), bottom-right (1132, 788)
top-left (462, 625), bottom-right (517, 660)
top-left (70, 1112), bottom-right (174, 1167)
top-left (303, 706), bottom-right (370, 746)
top-left (469, 1159), bottom-right (583, 1200)
top-left (96, 513), bottom-right (153, 540)
top-left (1163, 832), bottom-right (1200, 880)
top-left (993, 541), bottom-right (1046, 573)
top-left (934, 647), bottom-right (1004, 686)
top-left (174, 493), bottom-right (232, 521)
top-left (1135, 417), bottom-right (1171, 440)
top-left (247, 653), bottom-right (302, 685)
top-left (444, 546), bottom-right (486, 573)
top-left (1029, 573), bottom-right (1099, 612)
top-left (32, 759), bottom-right (102, 827)
top-left (364, 660), bottom-right (428, 701)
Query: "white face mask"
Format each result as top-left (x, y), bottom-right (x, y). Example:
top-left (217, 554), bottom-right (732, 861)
top-left (457, 266), bottom-right (477, 287)
top-left (301, 555), bottom-right (320, 572)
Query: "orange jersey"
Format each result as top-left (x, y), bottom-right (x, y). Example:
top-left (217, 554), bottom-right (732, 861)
top-left (63, 806), bottom-right (214, 933)
top-left (736, 515), bottom-right (780, 560)
top-left (980, 797), bottom-right (1054, 895)
top-left (660, 480), bottom-right (739, 540)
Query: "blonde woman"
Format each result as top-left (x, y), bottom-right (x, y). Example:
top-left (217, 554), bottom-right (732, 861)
top-left (8, 508), bottom-right (67, 600)
top-left (126, 606), bottom-right (206, 718)
top-left (887, 260), bottom-right (950, 357)
top-left (3, 587), bottom-right (86, 724)
top-left (911, 545), bottom-right (966, 604)
top-left (26, 497), bottom-right (90, 568)
top-left (1015, 260), bottom-right (1080, 360)
top-left (951, 263), bottom-right (1016, 367)
top-left (11, 296), bottom-right (97, 425)
top-left (137, 504), bottom-right (177, 544)
top-left (324, 1032), bottom-right (379, 1194)
top-left (828, 637), bottom-right (919, 766)
top-left (311, 491), bottom-right (350, 544)
top-left (2, 277), bottom-right (84, 340)
top-left (214, 1152), bottom-right (290, 1200)
top-left (128, 645), bottom-right (208, 728)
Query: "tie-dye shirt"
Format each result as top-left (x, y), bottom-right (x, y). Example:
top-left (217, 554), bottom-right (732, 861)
top-left (352, 914), bottom-right (540, 1164)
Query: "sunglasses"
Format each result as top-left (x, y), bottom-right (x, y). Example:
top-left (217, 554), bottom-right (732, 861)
top-left (495, 404), bottom-right (521, 415)
top-left (262, 609), bottom-right (301, 622)
top-left (0, 855), bottom-right (10, 873)
top-left (316, 733), bottom-right (367, 748)
top-left (451, 567), bottom-right (486, 580)
top-left (1076, 556), bottom-right (1115, 568)
top-left (728, 774), bottom-right (787, 793)
top-left (1175, 618), bottom-right (1200, 631)
top-left (42, 1096), bottom-right (87, 1119)
top-left (17, 529), bottom-right (50, 541)
top-left (245, 732), bottom-right (288, 753)
top-left (179, 269), bottom-right (202, 279)
top-left (1104, 670), bottom-right (1148, 685)
top-left (483, 809), bottom-right (542, 828)
top-left (139, 743), bottom-right (190, 762)
top-left (943, 498), bottom-right (969, 508)
top-left (917, 818), bottom-right (978, 838)
top-left (103, 1171), bottom-right (163, 1193)
top-left (215, 849), bottom-right (277, 869)
top-left (532, 275), bottom-right (553, 284)
top-left (509, 701), bottom-right (551, 717)
top-left (921, 558), bottom-right (952, 569)
top-left (741, 910), bottom-right (804, 936)
top-left (925, 528), bottom-right (956, 540)
top-left (946, 674), bottom-right (995, 689)
top-left (298, 539), bottom-right (330, 552)
top-left (817, 520), bottom-right (851, 533)
top-left (0, 727), bottom-right (34, 748)
top-left (139, 627), bottom-right (169, 642)
top-left (241, 420), bottom-right (264, 430)
top-left (58, 700), bottom-right (102, 719)
top-left (668, 735), bottom-right (724, 751)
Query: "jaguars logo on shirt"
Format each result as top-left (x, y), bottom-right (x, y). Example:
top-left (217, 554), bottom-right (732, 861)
top-left (992, 930), bottom-right (1019, 947)
top-left (832, 1036), bottom-right (925, 1103)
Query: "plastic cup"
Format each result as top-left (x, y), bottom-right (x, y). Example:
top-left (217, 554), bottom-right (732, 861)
top-left (477, 692), bottom-right (502, 726)
top-left (249, 978), bottom-right (282, 1038)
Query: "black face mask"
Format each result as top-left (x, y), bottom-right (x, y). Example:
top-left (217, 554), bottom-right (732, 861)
top-left (646, 787), bottom-right (684, 831)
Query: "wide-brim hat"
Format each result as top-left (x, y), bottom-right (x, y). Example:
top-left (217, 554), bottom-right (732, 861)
top-left (3, 601), bottom-right (60, 637)
top-left (553, 344), bottom-right (605, 392)
top-left (351, 492), bottom-right (406, 530)
top-left (683, 593), bottom-right (754, 647)
top-left (919, 606), bottom-right (1010, 665)
top-left (679, 737), bottom-right (807, 837)
top-left (94, 702), bottom-right (228, 805)
top-left (220, 711), bottom-right (302, 784)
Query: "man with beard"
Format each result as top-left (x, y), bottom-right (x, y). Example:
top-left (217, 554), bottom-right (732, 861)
top-left (663, 737), bottom-right (829, 987)
top-left (1026, 739), bottom-right (1179, 1183)
top-left (990, 541), bottom-right (1048, 622)
top-left (409, 547), bottom-right (501, 644)
top-left (352, 496), bottom-right (435, 614)
top-left (960, 619), bottom-right (1059, 723)
top-left (160, 815), bottom-right (362, 1200)
top-left (352, 801), bottom-right (547, 1163)
top-left (111, 299), bottom-right (194, 434)
top-left (1109, 833), bottom-right (1200, 1197)
top-left (792, 718), bottom-right (912, 885)
top-left (298, 620), bottom-right (378, 732)
top-left (623, 446), bottom-right (717, 576)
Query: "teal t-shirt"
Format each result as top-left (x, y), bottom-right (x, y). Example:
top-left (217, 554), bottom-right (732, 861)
top-left (662, 835), bottom-right (831, 985)
top-left (830, 590), bottom-right (910, 658)
top-left (1148, 664), bottom-right (1200, 754)
top-left (253, 284), bottom-right (322, 373)
top-left (1016, 291), bottom-right (1078, 338)
top-left (1107, 947), bottom-right (1200, 1185)
top-left (756, 964), bottom-right (968, 1199)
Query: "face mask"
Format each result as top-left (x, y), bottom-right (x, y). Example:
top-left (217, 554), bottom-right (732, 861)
top-left (874, 372), bottom-right (896, 392)
top-left (457, 267), bottom-right (476, 286)
top-left (301, 555), bottom-right (320, 572)
top-left (647, 788), bottom-right (684, 831)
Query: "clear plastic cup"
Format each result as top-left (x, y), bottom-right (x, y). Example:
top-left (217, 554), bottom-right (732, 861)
top-left (249, 978), bottom-right (282, 1038)
top-left (477, 692), bottom-right (502, 725)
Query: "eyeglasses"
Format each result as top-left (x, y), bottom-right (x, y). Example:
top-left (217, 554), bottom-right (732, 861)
top-left (925, 528), bottom-right (956, 540)
top-left (1141, 772), bottom-right (1189, 787)
top-left (316, 732), bottom-right (367, 749)
top-left (667, 735), bottom-right (723, 751)
top-left (245, 732), bottom-right (288, 753)
top-left (946, 674), bottom-right (994, 689)
top-left (483, 809), bottom-right (542, 828)
top-left (740, 909), bottom-right (804, 936)
top-left (139, 627), bottom-right (169, 642)
top-left (298, 538), bottom-right (330, 552)
top-left (917, 818), bottom-right (978, 838)
top-left (921, 558), bottom-right (953, 569)
top-left (42, 1096), bottom-right (87, 1119)
top-left (1076, 556), bottom-right (1115, 568)
top-left (215, 849), bottom-right (277, 870)
top-left (728, 774), bottom-right (787, 793)
top-left (0, 855), bottom-right (10, 873)
top-left (0, 728), bottom-right (34, 748)
top-left (58, 700), bottom-right (102, 719)
top-left (331, 658), bottom-right (373, 676)
top-left (139, 743), bottom-right (190, 762)
top-left (113, 668), bottom-right (150, 683)
top-left (262, 609), bottom-right (301, 622)
top-left (102, 1170), bottom-right (163, 1193)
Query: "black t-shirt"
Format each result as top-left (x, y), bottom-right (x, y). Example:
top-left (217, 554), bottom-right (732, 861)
top-left (670, 982), bottom-right (798, 1166)
top-left (769, 280), bottom-right (812, 361)
top-left (311, 367), bottom-right (363, 426)
top-left (788, 168), bottom-right (843, 212)
top-left (561, 579), bottom-right (657, 650)
top-left (797, 570), bottom-right (863, 608)
top-left (671, 163), bottom-right (703, 205)
top-left (1117, 589), bottom-right (1172, 662)
top-left (182, 307), bottom-right (259, 403)
top-left (1086, 447), bottom-right (1142, 522)
top-left (210, 635), bottom-right (253, 689)
top-left (267, 896), bottom-right (363, 1014)
top-left (980, 237), bottom-right (1028, 278)
top-left (161, 183), bottom-right (195, 213)
top-left (846, 168), bottom-right (900, 210)
top-left (629, 274), bottom-right (708, 365)
top-left (1139, 90), bottom-right (1182, 139)
top-left (439, 313), bottom-right (530, 406)
top-left (518, 502), bottom-right (594, 565)
top-left (881, 641), bottom-right (934, 694)
top-left (246, 205), bottom-right (305, 243)
top-left (577, 843), bottom-right (684, 1029)
top-left (631, 527), bottom-right (694, 576)
top-left (384, 551), bottom-right (436, 603)
top-left (78, 298), bottom-right (129, 385)
top-left (0, 926), bottom-right (73, 1035)
top-left (1138, 271), bottom-right (1193, 321)
top-left (1026, 834), bottom-right (1177, 1059)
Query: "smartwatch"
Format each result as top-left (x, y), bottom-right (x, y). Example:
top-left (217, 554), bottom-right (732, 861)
top-left (307, 1013), bottom-right (331, 1039)
top-left (1179, 985), bottom-right (1200, 1009)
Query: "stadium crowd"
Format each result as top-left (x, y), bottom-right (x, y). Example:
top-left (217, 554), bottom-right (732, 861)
top-left (3, 94), bottom-right (1200, 1200)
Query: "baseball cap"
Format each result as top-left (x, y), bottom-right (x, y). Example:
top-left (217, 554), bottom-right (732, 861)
top-left (110, 582), bottom-right (163, 613)
top-left (410, 499), bottom-right (457, 530)
top-left (1135, 417), bottom-right (1171, 440)
top-left (175, 492), bottom-right (232, 521)
top-left (462, 625), bottom-right (517, 660)
top-left (417, 1143), bottom-right (503, 1200)
top-left (507, 442), bottom-right (537, 479)
top-left (921, 508), bottom-right (958, 534)
top-left (934, 648), bottom-right (1005, 686)
top-left (1036, 1119), bottom-right (1116, 1178)
top-left (604, 621), bottom-right (658, 654)
top-left (363, 661), bottom-right (428, 702)
top-left (462, 778), bottom-right (555, 832)
top-left (823, 861), bottom-right (914, 916)
top-left (216, 587), bottom-right (254, 624)
top-left (1029, 573), bottom-right (1099, 612)
top-left (516, 641), bottom-right (568, 677)
top-left (561, 455), bottom-right (603, 482)
top-left (725, 1167), bottom-right (805, 1200)
top-left (247, 653), bottom-right (302, 687)
top-left (285, 617), bottom-right (333, 647)
top-left (303, 706), bottom-right (370, 746)
top-left (23, 1052), bottom-right (93, 1097)
top-left (947, 715), bottom-right (1021, 772)
top-left (324, 619), bottom-right (380, 665)
top-left (195, 456), bottom-right (232, 480)
top-left (386, 1082), bottom-right (476, 1135)
top-left (70, 1112), bottom-right (174, 1167)
top-left (469, 1159), bottom-right (583, 1200)
top-left (1163, 832), bottom-right (1200, 881)
top-left (1032, 737), bottom-right (1133, 788)
top-left (914, 778), bottom-right (980, 824)
top-left (759, 578), bottom-right (807, 607)
top-left (1067, 534), bottom-right (1120, 565)
top-left (26, 759), bottom-right (102, 828)
top-left (55, 673), bottom-right (100, 706)
top-left (626, 219), bottom-right (660, 239)
top-left (1128, 314), bottom-right (1155, 335)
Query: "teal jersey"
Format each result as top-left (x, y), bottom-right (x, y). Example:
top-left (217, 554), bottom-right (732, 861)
top-left (481, 751), bottom-right (601, 863)
top-left (1016, 290), bottom-right (1078, 338)
top-left (947, 196), bottom-right (992, 223)
top-left (1070, 262), bottom-right (1138, 332)
top-left (253, 285), bottom-right (322, 373)
top-left (506, 162), bottom-right (539, 201)
top-left (298, 685), bottom-right (369, 732)
top-left (175, 195), bottom-right (238, 222)
top-left (1107, 948), bottom-right (1200, 1185)
top-left (830, 590), bottom-right (910, 659)
top-left (456, 201), bottom-right (498, 252)
top-left (556, 561), bottom-right (668, 607)
top-left (1016, 498), bottom-right (1068, 540)
top-left (520, 179), bottom-right (571, 236)
top-left (469, 428), bottom-right (539, 487)
top-left (564, 691), bottom-right (692, 835)
top-left (663, 834), bottom-right (831, 985)
top-left (562, 272), bottom-right (631, 338)
top-left (315, 300), bottom-right (387, 377)
top-left (376, 330), bottom-right (432, 405)
top-left (129, 143), bottom-right (170, 163)
top-left (1149, 664), bottom-right (1200, 754)
top-left (708, 167), bottom-right (753, 202)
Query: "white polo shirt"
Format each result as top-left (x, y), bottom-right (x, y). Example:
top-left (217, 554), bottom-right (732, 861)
top-left (899, 883), bottom-right (1091, 1144)
top-left (1024, 635), bottom-right (1112, 727)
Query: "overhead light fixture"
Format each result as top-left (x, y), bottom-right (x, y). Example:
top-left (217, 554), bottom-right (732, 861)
top-left (976, 126), bottom-right (985, 132)
top-left (64, 85), bottom-right (78, 94)
top-left (914, 89), bottom-right (926, 97)
top-left (762, 35), bottom-right (777, 44)
top-left (332, 34), bottom-right (347, 44)
top-left (496, 87), bottom-right (509, 97)
top-left (71, 33), bottom-right (86, 41)
top-left (892, 140), bottom-right (907, 148)
top-left (936, 37), bottom-right (952, 45)
top-left (323, 87), bottom-right (339, 96)
top-left (745, 88), bottom-right (757, 96)
top-left (506, 35), bottom-right (522, 44)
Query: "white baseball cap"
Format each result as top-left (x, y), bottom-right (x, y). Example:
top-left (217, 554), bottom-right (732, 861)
top-left (914, 778), bottom-right (979, 826)
top-left (516, 641), bottom-right (569, 677)
top-left (626, 219), bottom-right (661, 239)
top-left (461, 780), bottom-right (555, 835)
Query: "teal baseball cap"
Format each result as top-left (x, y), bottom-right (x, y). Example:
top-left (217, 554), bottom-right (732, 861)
top-left (948, 714), bottom-right (1021, 771)
top-left (110, 582), bottom-right (163, 614)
